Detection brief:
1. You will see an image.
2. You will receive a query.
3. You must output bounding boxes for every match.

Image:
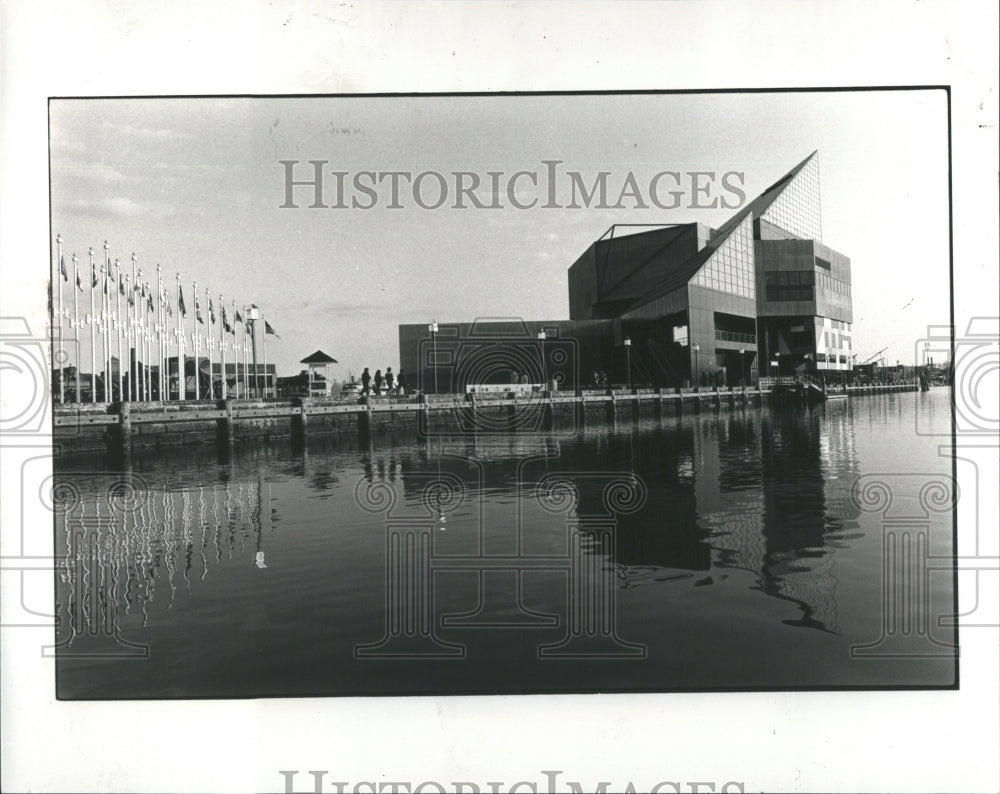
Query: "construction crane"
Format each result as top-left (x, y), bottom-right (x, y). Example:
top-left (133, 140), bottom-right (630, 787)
top-left (860, 347), bottom-right (887, 365)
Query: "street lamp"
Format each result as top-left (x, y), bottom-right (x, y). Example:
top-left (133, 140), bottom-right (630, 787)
top-left (692, 343), bottom-right (700, 388)
top-left (624, 336), bottom-right (631, 390)
top-left (248, 304), bottom-right (260, 396)
top-left (739, 348), bottom-right (745, 389)
top-left (429, 321), bottom-right (439, 395)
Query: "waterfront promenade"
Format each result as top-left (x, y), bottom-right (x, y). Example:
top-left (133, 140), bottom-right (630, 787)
top-left (52, 382), bottom-right (922, 456)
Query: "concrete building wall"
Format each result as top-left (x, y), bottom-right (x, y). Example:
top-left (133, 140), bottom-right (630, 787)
top-left (399, 318), bottom-right (617, 392)
top-left (812, 242), bottom-right (852, 324)
top-left (688, 285), bottom-right (758, 384)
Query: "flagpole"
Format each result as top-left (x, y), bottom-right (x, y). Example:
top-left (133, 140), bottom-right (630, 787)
top-left (205, 287), bottom-right (214, 399)
top-left (232, 298), bottom-right (239, 398)
top-left (219, 293), bottom-right (227, 399)
top-left (73, 254), bottom-right (81, 403)
top-left (242, 306), bottom-right (249, 398)
top-left (116, 258), bottom-right (124, 402)
top-left (102, 241), bottom-right (111, 401)
top-left (192, 280), bottom-right (200, 400)
top-left (88, 247), bottom-right (96, 403)
top-left (137, 267), bottom-right (146, 401)
top-left (157, 265), bottom-right (164, 401)
top-left (177, 273), bottom-right (186, 402)
top-left (131, 253), bottom-right (138, 400)
top-left (143, 278), bottom-right (151, 401)
top-left (124, 272), bottom-right (132, 401)
top-left (261, 315), bottom-right (269, 398)
top-left (101, 255), bottom-right (110, 400)
top-left (56, 234), bottom-right (64, 403)
top-left (249, 306), bottom-right (259, 397)
top-left (146, 285), bottom-right (153, 401)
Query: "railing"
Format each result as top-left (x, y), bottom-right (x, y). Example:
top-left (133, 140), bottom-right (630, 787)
top-left (714, 330), bottom-right (756, 344)
top-left (758, 375), bottom-right (823, 390)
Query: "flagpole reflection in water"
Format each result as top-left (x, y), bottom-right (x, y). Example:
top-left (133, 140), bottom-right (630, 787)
top-left (53, 468), bottom-right (274, 659)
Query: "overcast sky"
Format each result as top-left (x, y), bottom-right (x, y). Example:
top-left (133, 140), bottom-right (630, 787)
top-left (49, 91), bottom-right (950, 379)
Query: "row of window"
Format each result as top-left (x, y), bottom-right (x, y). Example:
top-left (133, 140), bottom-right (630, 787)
top-left (822, 331), bottom-right (851, 350)
top-left (817, 271), bottom-right (851, 296)
top-left (817, 353), bottom-right (848, 364)
top-left (765, 270), bottom-right (814, 286)
top-left (765, 285), bottom-right (814, 302)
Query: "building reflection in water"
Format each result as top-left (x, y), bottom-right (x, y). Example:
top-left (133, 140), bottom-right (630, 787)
top-left (694, 404), bottom-right (860, 633)
top-left (53, 403), bottom-right (862, 659)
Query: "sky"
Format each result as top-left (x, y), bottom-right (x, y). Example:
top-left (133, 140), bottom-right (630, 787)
top-left (49, 90), bottom-right (951, 380)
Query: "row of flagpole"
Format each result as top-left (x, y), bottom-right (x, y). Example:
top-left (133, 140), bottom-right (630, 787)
top-left (51, 235), bottom-right (280, 404)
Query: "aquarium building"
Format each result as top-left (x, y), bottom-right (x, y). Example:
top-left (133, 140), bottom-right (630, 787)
top-left (399, 151), bottom-right (853, 391)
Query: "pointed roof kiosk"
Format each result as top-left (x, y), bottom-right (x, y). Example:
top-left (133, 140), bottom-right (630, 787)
top-left (300, 350), bottom-right (338, 397)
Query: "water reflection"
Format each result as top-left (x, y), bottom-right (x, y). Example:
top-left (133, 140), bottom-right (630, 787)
top-left (54, 395), bottom-right (951, 694)
top-left (54, 467), bottom-right (274, 657)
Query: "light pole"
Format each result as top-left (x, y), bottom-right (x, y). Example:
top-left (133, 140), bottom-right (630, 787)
top-left (537, 330), bottom-right (547, 390)
top-left (739, 348), bottom-right (745, 389)
top-left (624, 336), bottom-right (631, 390)
top-left (692, 343), bottom-right (700, 388)
top-left (248, 304), bottom-right (260, 396)
top-left (429, 321), bottom-right (439, 395)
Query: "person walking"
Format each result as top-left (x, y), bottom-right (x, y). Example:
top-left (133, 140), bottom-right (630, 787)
top-left (361, 367), bottom-right (371, 395)
top-left (385, 367), bottom-right (394, 393)
top-left (396, 368), bottom-right (406, 396)
top-left (373, 368), bottom-right (383, 396)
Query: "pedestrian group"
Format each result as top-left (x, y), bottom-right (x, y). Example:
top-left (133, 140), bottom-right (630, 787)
top-left (360, 365), bottom-right (407, 397)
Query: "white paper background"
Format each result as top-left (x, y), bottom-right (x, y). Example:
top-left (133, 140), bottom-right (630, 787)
top-left (1, 2), bottom-right (998, 792)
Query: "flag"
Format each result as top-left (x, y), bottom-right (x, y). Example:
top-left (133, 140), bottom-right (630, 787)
top-left (76, 269), bottom-right (82, 292)
top-left (178, 285), bottom-right (187, 317)
top-left (235, 309), bottom-right (243, 324)
top-left (147, 290), bottom-right (154, 313)
top-left (209, 297), bottom-right (215, 324)
top-left (265, 320), bottom-right (280, 339)
top-left (60, 255), bottom-right (67, 282)
top-left (91, 263), bottom-right (98, 288)
top-left (167, 301), bottom-right (173, 317)
top-left (118, 275), bottom-right (125, 295)
top-left (195, 296), bottom-right (204, 324)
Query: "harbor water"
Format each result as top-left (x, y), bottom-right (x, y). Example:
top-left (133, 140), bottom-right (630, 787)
top-left (53, 388), bottom-right (957, 697)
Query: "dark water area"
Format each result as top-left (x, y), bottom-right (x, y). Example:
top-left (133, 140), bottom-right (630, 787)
top-left (53, 389), bottom-right (957, 698)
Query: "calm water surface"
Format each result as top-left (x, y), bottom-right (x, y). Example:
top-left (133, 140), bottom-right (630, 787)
top-left (54, 389), bottom-right (957, 697)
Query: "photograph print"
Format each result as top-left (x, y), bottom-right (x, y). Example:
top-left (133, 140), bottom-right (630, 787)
top-left (48, 89), bottom-right (957, 698)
